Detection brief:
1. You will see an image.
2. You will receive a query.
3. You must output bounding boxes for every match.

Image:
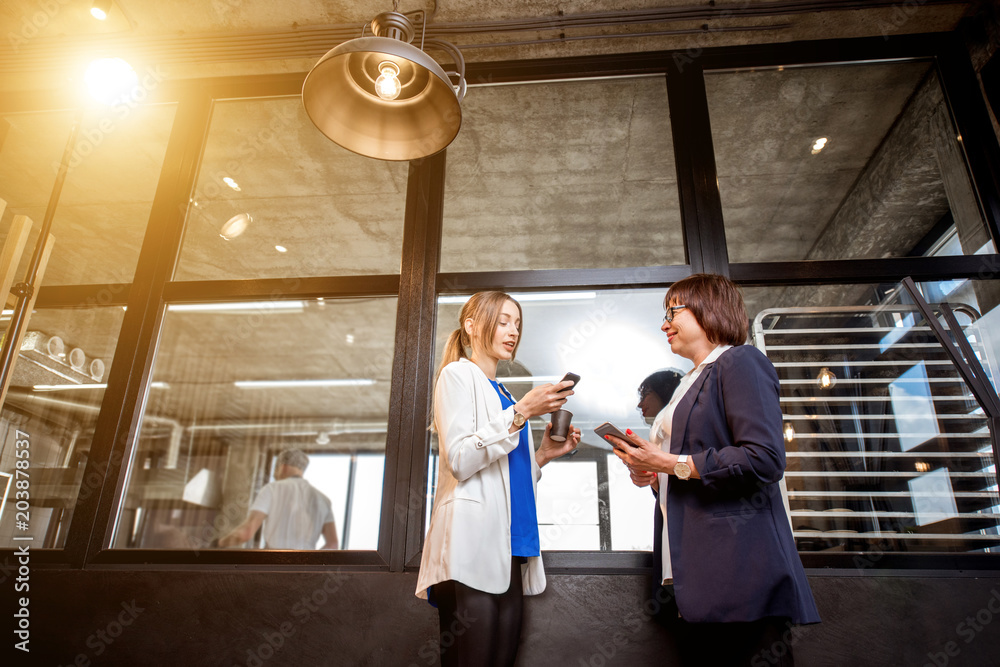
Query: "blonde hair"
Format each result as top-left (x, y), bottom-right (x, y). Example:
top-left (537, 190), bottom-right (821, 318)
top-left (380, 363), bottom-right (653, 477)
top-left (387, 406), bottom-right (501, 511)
top-left (436, 291), bottom-right (522, 381)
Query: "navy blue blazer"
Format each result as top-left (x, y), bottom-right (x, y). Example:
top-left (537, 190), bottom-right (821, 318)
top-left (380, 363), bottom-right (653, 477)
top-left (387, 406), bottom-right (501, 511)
top-left (665, 345), bottom-right (820, 624)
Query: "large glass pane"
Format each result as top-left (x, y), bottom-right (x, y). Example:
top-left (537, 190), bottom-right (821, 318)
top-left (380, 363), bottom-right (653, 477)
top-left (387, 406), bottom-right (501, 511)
top-left (747, 278), bottom-right (999, 554)
top-left (0, 306), bottom-right (125, 548)
top-left (112, 297), bottom-right (397, 550)
top-left (429, 289), bottom-right (691, 551)
top-left (0, 110), bottom-right (76, 229)
top-left (441, 77), bottom-right (684, 272)
top-left (0, 104), bottom-right (176, 286)
top-left (174, 97), bottom-right (407, 281)
top-left (706, 62), bottom-right (996, 262)
top-left (424, 280), bottom-right (1000, 556)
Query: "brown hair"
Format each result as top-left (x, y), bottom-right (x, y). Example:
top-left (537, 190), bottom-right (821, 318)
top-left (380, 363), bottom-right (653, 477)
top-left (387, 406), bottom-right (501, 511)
top-left (436, 291), bottom-right (522, 380)
top-left (665, 273), bottom-right (748, 346)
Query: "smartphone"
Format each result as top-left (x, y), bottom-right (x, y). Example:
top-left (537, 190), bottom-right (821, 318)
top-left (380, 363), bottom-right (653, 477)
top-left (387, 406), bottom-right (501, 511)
top-left (594, 422), bottom-right (636, 447)
top-left (558, 372), bottom-right (581, 392)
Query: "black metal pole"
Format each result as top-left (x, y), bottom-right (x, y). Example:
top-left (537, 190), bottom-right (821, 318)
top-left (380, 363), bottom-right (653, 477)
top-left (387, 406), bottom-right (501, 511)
top-left (900, 277), bottom-right (1000, 475)
top-left (0, 109), bottom-right (83, 392)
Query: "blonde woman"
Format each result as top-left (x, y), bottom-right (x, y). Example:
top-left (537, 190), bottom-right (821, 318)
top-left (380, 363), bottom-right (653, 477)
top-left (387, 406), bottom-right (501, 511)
top-left (416, 291), bottom-right (581, 667)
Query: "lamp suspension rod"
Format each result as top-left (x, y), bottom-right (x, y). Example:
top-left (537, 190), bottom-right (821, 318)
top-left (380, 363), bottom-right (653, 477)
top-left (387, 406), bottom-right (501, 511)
top-left (0, 109), bottom-right (84, 390)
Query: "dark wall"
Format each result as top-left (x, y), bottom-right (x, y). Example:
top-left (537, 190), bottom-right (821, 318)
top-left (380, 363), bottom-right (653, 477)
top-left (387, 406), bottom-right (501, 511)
top-left (5, 569), bottom-right (1000, 666)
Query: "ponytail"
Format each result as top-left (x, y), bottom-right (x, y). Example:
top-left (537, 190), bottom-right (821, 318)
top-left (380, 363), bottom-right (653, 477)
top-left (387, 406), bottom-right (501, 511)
top-left (437, 327), bottom-right (469, 381)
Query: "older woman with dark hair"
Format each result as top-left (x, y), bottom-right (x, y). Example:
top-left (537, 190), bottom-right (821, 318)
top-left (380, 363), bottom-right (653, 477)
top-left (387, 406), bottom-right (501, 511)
top-left (608, 273), bottom-right (819, 666)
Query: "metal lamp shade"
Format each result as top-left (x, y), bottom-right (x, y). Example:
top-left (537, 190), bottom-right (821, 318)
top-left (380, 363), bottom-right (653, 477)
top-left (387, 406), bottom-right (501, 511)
top-left (302, 36), bottom-right (462, 161)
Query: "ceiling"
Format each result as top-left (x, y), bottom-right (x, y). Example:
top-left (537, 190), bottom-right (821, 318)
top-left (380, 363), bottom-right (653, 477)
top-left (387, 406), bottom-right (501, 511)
top-left (0, 0), bottom-right (990, 456)
top-left (0, 1), bottom-right (977, 88)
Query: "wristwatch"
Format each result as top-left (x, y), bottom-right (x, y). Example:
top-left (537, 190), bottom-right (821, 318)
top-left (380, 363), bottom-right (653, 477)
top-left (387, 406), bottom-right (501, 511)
top-left (674, 454), bottom-right (692, 480)
top-left (512, 410), bottom-right (527, 429)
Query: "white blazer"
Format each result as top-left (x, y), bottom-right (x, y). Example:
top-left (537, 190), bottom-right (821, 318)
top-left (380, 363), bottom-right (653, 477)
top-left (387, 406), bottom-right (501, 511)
top-left (415, 358), bottom-right (546, 599)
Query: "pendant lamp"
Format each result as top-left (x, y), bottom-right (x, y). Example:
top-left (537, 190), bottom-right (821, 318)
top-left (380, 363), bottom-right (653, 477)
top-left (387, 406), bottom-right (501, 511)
top-left (302, 11), bottom-right (466, 161)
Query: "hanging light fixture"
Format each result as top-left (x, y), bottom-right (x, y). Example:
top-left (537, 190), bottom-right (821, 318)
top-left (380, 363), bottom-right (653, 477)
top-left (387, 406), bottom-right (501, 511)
top-left (302, 9), bottom-right (466, 161)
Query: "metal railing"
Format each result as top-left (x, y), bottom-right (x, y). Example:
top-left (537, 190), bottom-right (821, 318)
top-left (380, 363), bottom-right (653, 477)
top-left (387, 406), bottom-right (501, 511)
top-left (754, 298), bottom-right (999, 554)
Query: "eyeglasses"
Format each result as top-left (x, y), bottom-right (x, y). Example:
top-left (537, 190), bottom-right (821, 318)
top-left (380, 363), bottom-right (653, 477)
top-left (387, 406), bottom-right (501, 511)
top-left (663, 305), bottom-right (687, 324)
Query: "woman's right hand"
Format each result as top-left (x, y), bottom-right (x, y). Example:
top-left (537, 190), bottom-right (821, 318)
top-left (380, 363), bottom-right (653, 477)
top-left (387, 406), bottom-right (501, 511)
top-left (513, 380), bottom-right (575, 418)
top-left (629, 468), bottom-right (658, 489)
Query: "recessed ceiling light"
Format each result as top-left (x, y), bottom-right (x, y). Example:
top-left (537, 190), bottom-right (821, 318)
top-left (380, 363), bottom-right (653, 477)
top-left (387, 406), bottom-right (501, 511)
top-left (167, 301), bottom-right (305, 313)
top-left (438, 292), bottom-right (597, 305)
top-left (234, 379), bottom-right (375, 389)
top-left (220, 213), bottom-right (252, 240)
top-left (275, 245), bottom-right (287, 253)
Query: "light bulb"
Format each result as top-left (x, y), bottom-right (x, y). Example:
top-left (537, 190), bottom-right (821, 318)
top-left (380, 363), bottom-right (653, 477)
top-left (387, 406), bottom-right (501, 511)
top-left (816, 367), bottom-right (837, 390)
top-left (375, 61), bottom-right (401, 101)
top-left (783, 423), bottom-right (795, 443)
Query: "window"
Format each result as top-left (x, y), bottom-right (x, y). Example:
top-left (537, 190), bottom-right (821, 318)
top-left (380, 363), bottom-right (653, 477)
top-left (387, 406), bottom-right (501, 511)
top-left (0, 306), bottom-right (126, 548)
top-left (173, 97), bottom-right (408, 281)
top-left (440, 76), bottom-right (684, 272)
top-left (705, 62), bottom-right (996, 263)
top-left (429, 288), bottom-right (690, 551)
top-left (111, 297), bottom-right (397, 550)
top-left (747, 278), bottom-right (999, 554)
top-left (0, 104), bottom-right (177, 285)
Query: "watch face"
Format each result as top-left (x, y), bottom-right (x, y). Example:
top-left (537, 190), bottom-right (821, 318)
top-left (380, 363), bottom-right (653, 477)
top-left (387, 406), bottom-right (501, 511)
top-left (675, 462), bottom-right (691, 479)
top-left (513, 412), bottom-right (526, 427)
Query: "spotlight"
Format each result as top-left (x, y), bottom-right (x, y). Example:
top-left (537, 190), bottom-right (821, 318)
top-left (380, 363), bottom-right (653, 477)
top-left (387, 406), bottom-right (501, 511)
top-left (84, 57), bottom-right (138, 106)
top-left (91, 0), bottom-right (112, 20)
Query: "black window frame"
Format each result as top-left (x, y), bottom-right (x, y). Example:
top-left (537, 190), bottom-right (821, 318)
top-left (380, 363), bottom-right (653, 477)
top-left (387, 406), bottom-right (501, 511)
top-left (0, 31), bottom-right (997, 573)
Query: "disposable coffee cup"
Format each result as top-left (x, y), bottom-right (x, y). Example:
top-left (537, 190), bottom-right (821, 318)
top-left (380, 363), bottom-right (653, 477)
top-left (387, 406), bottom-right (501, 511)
top-left (550, 409), bottom-right (573, 442)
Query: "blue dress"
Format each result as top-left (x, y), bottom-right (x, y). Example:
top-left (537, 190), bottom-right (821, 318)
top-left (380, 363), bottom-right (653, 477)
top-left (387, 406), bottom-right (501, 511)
top-left (490, 379), bottom-right (540, 558)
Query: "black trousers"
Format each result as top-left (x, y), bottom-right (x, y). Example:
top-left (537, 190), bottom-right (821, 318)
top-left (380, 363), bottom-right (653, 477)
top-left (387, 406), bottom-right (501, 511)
top-left (433, 558), bottom-right (524, 667)
top-left (677, 616), bottom-right (797, 667)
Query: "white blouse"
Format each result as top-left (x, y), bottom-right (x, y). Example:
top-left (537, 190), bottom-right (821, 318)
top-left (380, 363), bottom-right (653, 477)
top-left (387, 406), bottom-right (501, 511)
top-left (652, 345), bottom-right (731, 583)
top-left (651, 344), bottom-right (792, 584)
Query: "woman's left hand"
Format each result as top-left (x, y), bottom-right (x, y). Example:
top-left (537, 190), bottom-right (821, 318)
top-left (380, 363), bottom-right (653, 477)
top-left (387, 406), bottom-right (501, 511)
top-left (536, 422), bottom-right (581, 467)
top-left (608, 430), bottom-right (671, 474)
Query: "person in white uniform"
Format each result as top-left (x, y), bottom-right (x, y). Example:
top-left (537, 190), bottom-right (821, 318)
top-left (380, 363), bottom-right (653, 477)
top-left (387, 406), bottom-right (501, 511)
top-left (219, 449), bottom-right (338, 550)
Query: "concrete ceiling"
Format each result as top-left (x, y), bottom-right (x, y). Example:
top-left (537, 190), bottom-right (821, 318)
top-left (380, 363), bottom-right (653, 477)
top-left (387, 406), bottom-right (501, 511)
top-left (0, 1), bottom-right (976, 87)
top-left (0, 0), bottom-right (987, 452)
